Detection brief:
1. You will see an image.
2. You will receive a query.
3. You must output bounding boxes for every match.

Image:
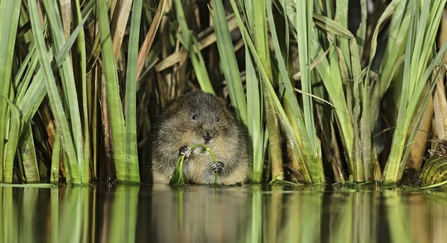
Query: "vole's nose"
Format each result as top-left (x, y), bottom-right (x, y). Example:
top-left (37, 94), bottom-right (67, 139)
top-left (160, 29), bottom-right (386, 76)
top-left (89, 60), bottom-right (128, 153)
top-left (203, 131), bottom-right (213, 142)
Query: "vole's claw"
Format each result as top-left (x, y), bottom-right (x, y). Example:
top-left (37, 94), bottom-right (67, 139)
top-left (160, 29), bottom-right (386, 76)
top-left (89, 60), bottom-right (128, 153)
top-left (212, 161), bottom-right (225, 172)
top-left (179, 146), bottom-right (191, 158)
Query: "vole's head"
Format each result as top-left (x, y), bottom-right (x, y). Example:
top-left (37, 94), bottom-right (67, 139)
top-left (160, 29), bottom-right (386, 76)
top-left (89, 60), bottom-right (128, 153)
top-left (162, 91), bottom-right (237, 146)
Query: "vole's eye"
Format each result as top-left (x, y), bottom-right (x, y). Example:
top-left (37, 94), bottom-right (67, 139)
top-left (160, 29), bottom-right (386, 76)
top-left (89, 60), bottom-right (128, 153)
top-left (192, 114), bottom-right (198, 121)
top-left (216, 117), bottom-right (220, 122)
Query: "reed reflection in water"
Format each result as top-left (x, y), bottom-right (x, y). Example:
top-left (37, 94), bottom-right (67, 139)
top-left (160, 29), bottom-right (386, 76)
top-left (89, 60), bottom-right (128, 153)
top-left (0, 185), bottom-right (446, 243)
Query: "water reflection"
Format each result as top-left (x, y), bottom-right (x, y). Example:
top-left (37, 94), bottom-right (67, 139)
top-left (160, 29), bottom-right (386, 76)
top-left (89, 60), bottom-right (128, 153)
top-left (1, 184), bottom-right (446, 243)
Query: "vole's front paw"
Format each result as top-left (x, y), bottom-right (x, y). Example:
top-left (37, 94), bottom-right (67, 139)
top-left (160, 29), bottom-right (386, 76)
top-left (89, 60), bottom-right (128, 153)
top-left (212, 161), bottom-right (225, 172)
top-left (179, 146), bottom-right (191, 158)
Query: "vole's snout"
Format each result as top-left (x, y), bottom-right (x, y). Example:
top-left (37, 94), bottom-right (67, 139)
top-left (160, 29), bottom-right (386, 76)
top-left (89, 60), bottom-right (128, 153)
top-left (203, 131), bottom-right (213, 142)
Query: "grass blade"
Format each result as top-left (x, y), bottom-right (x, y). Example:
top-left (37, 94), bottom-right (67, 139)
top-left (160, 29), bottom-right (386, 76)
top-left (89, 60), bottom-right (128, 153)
top-left (173, 0), bottom-right (213, 93)
top-left (383, 0), bottom-right (447, 184)
top-left (0, 94), bottom-right (21, 182)
top-left (210, 0), bottom-right (247, 124)
top-left (124, 0), bottom-right (143, 182)
top-left (0, 0), bottom-right (21, 182)
top-left (29, 0), bottom-right (81, 183)
top-left (19, 125), bottom-right (40, 182)
top-left (97, 0), bottom-right (131, 182)
top-left (42, 0), bottom-right (85, 183)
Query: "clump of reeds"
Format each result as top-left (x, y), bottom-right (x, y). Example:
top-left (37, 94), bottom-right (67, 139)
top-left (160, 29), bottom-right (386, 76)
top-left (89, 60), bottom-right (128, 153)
top-left (1, 0), bottom-right (446, 186)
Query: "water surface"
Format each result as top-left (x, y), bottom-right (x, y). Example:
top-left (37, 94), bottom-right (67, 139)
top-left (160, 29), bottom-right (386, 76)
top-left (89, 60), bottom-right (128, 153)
top-left (1, 184), bottom-right (446, 243)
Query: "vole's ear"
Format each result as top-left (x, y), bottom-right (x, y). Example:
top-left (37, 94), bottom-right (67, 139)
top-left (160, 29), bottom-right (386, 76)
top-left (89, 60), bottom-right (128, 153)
top-left (168, 100), bottom-right (181, 113)
top-left (216, 96), bottom-right (227, 108)
top-left (165, 95), bottom-right (186, 113)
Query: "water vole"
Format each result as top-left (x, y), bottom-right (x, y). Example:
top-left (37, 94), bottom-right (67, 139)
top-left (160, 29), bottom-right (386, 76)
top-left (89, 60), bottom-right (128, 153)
top-left (150, 91), bottom-right (250, 185)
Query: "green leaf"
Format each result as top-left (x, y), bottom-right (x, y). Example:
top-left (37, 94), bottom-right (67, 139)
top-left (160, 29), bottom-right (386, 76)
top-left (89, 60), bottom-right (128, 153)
top-left (97, 0), bottom-right (127, 182)
top-left (124, 0), bottom-right (143, 182)
top-left (29, 0), bottom-right (81, 183)
top-left (210, 0), bottom-right (247, 125)
top-left (0, 0), bottom-right (21, 182)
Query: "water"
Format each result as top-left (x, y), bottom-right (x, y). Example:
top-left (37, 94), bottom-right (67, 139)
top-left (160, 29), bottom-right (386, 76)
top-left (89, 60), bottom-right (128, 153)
top-left (1, 184), bottom-right (446, 243)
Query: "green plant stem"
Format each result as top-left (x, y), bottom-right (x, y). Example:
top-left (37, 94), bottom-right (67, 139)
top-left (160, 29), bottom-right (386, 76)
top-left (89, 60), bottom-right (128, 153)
top-left (74, 0), bottom-right (90, 185)
top-left (42, 0), bottom-right (85, 183)
top-left (29, 0), bottom-right (81, 183)
top-left (124, 0), bottom-right (142, 182)
top-left (173, 0), bottom-right (213, 93)
top-left (210, 0), bottom-right (247, 125)
top-left (97, 0), bottom-right (127, 182)
top-left (169, 144), bottom-right (219, 186)
top-left (0, 0), bottom-right (21, 182)
top-left (230, 0), bottom-right (313, 183)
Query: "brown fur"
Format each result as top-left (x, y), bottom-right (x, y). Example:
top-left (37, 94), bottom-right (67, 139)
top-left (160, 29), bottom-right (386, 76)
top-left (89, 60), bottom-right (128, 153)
top-left (150, 91), bottom-right (250, 185)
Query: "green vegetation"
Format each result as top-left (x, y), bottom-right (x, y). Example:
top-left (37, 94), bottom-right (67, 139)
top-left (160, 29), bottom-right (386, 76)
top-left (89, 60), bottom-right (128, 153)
top-left (0, 0), bottom-right (446, 186)
top-left (169, 144), bottom-right (219, 186)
